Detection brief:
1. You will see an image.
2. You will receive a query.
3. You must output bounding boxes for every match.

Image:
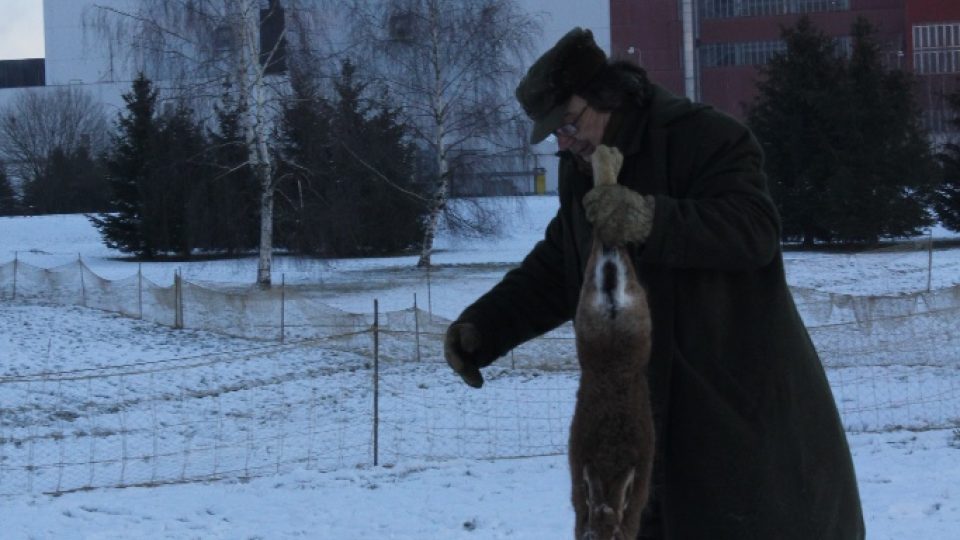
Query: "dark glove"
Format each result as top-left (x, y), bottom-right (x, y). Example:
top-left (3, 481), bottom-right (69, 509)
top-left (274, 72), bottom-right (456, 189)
top-left (582, 184), bottom-right (656, 246)
top-left (444, 322), bottom-right (485, 388)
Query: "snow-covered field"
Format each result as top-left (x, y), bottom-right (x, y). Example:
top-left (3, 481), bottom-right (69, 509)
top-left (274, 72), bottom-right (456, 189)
top-left (0, 431), bottom-right (956, 539)
top-left (1, 197), bottom-right (960, 539)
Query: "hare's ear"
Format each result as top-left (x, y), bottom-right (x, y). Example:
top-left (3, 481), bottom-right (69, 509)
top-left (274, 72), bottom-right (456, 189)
top-left (615, 467), bottom-right (636, 513)
top-left (583, 464), bottom-right (602, 505)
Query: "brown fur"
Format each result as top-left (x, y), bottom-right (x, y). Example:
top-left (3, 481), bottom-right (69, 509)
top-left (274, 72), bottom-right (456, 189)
top-left (569, 235), bottom-right (655, 539)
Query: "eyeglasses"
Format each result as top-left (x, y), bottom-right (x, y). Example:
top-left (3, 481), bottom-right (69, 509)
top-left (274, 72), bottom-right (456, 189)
top-left (554, 106), bottom-right (588, 137)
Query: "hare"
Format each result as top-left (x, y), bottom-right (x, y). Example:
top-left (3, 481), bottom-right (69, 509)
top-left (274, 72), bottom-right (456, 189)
top-left (569, 145), bottom-right (655, 540)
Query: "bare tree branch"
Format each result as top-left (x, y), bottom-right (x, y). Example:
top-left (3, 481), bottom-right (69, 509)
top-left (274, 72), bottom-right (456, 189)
top-left (338, 141), bottom-right (431, 203)
top-left (342, 0), bottom-right (540, 266)
top-left (0, 86), bottom-right (110, 183)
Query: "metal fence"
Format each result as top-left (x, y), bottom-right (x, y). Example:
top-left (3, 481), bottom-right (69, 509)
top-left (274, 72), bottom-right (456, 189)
top-left (1, 257), bottom-right (959, 496)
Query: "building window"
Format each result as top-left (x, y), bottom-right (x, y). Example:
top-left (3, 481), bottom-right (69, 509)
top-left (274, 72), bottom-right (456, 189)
top-left (700, 40), bottom-right (785, 67)
top-left (700, 0), bottom-right (850, 20)
top-left (0, 58), bottom-right (45, 89)
top-left (699, 37), bottom-right (850, 68)
top-left (913, 22), bottom-right (960, 74)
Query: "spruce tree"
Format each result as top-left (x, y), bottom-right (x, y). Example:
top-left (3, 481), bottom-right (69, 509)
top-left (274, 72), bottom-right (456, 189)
top-left (0, 163), bottom-right (18, 216)
top-left (935, 89), bottom-right (960, 232)
top-left (275, 60), bottom-right (426, 257)
top-left (834, 18), bottom-right (936, 242)
top-left (749, 17), bottom-right (937, 245)
top-left (197, 90), bottom-right (259, 254)
top-left (24, 146), bottom-right (110, 214)
top-left (748, 17), bottom-right (846, 245)
top-left (149, 103), bottom-right (209, 257)
top-left (334, 62), bottom-right (426, 255)
top-left (90, 74), bottom-right (159, 258)
top-left (274, 62), bottom-right (334, 254)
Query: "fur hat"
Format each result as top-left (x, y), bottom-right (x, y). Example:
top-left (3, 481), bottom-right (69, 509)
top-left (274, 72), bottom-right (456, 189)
top-left (515, 28), bottom-right (608, 144)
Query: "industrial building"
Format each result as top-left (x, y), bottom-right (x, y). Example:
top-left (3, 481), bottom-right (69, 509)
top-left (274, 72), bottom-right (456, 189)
top-left (611, 0), bottom-right (960, 138)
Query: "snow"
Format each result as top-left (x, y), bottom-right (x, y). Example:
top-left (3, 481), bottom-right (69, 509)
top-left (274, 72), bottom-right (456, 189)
top-left (1, 197), bottom-right (960, 539)
top-left (0, 433), bottom-right (956, 539)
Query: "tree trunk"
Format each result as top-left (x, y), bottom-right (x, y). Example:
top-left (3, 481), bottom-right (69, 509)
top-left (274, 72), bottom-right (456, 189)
top-left (417, 7), bottom-right (445, 269)
top-left (252, 72), bottom-right (274, 286)
top-left (237, 0), bottom-right (275, 286)
top-left (418, 104), bottom-right (448, 268)
top-left (417, 172), bottom-right (448, 268)
top-left (257, 167), bottom-right (274, 286)
top-left (417, 116), bottom-right (449, 268)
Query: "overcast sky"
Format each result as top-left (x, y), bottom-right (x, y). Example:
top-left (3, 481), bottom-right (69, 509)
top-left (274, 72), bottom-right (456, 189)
top-left (0, 0), bottom-right (44, 60)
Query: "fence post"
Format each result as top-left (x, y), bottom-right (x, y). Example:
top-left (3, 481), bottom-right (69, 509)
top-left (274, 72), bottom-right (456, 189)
top-left (173, 270), bottom-right (178, 328)
top-left (119, 374), bottom-right (128, 486)
top-left (79, 254), bottom-right (86, 308)
top-left (26, 379), bottom-right (36, 493)
top-left (307, 388), bottom-right (317, 470)
top-left (174, 269), bottom-right (184, 329)
top-left (426, 263), bottom-right (433, 321)
top-left (86, 377), bottom-right (96, 489)
top-left (927, 231), bottom-right (933, 292)
top-left (280, 273), bottom-right (286, 342)
top-left (138, 264), bottom-right (143, 319)
top-left (12, 251), bottom-right (17, 300)
top-left (373, 298), bottom-right (380, 467)
top-left (414, 293), bottom-right (422, 363)
top-left (149, 372), bottom-right (159, 484)
top-left (55, 379), bottom-right (65, 494)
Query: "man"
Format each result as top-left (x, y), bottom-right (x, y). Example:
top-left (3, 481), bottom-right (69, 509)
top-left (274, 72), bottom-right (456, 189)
top-left (444, 28), bottom-right (864, 538)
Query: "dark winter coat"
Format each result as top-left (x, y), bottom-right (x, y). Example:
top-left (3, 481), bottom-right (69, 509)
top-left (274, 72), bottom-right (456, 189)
top-left (455, 84), bottom-right (866, 539)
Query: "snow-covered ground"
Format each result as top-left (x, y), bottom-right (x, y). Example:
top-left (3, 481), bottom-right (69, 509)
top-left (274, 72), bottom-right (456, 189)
top-left (1, 198), bottom-right (960, 539)
top-left (0, 431), bottom-right (956, 539)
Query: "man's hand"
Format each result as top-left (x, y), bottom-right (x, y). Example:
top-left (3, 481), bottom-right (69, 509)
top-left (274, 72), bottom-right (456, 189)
top-left (444, 322), bottom-right (485, 388)
top-left (583, 184), bottom-right (656, 246)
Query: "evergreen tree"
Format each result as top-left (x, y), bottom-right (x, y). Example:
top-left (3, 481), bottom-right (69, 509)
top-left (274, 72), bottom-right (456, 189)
top-left (935, 88), bottom-right (960, 232)
top-left (749, 17), bottom-right (936, 245)
top-left (195, 90), bottom-right (260, 254)
top-left (0, 163), bottom-right (18, 216)
top-left (833, 18), bottom-right (936, 242)
top-left (149, 103), bottom-right (209, 257)
top-left (90, 74), bottom-right (159, 258)
top-left (24, 146), bottom-right (110, 214)
top-left (748, 17), bottom-right (846, 245)
top-left (276, 60), bottom-right (426, 257)
top-left (323, 60), bottom-right (426, 256)
top-left (274, 63), bottom-right (334, 254)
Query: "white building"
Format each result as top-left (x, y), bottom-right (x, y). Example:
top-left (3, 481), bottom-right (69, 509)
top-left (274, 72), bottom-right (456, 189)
top-left (42, 0), bottom-right (139, 116)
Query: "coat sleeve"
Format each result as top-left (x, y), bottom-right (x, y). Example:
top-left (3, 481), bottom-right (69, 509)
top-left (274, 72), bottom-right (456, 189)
top-left (454, 210), bottom-right (573, 366)
top-left (640, 111), bottom-right (782, 271)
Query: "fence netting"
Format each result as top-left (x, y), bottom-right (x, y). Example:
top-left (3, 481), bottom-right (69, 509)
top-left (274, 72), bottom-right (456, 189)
top-left (0, 257), bottom-right (958, 496)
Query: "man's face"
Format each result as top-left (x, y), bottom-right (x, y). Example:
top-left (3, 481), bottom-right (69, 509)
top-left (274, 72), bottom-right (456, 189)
top-left (554, 95), bottom-right (609, 161)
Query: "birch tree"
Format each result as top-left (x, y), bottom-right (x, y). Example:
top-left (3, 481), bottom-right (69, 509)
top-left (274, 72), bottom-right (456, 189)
top-left (86, 0), bottom-right (315, 285)
top-left (344, 0), bottom-right (539, 267)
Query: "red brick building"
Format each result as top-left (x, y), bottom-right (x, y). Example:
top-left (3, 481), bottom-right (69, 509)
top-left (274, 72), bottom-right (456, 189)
top-left (610, 0), bottom-right (960, 138)
top-left (906, 0), bottom-right (960, 134)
